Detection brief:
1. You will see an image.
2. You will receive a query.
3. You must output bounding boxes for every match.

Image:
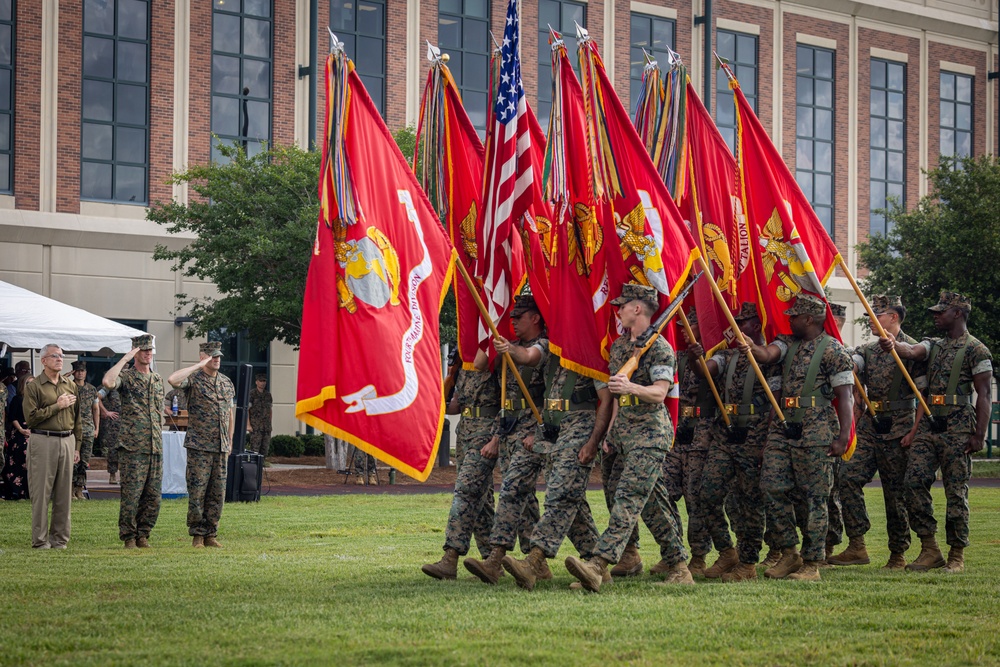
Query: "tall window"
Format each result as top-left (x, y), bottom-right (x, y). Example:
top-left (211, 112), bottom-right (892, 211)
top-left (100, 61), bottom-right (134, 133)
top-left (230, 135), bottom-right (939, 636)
top-left (795, 45), bottom-right (834, 234)
top-left (629, 13), bottom-right (674, 112)
top-left (74, 319), bottom-right (149, 387)
top-left (439, 0), bottom-right (489, 135)
top-left (81, 0), bottom-right (150, 203)
top-left (211, 330), bottom-right (269, 389)
top-left (331, 0), bottom-right (386, 117)
top-left (537, 0), bottom-right (585, 129)
top-left (715, 30), bottom-right (757, 153)
top-left (940, 71), bottom-right (972, 164)
top-left (212, 0), bottom-right (272, 162)
top-left (0, 0), bottom-right (13, 194)
top-left (870, 59), bottom-right (905, 236)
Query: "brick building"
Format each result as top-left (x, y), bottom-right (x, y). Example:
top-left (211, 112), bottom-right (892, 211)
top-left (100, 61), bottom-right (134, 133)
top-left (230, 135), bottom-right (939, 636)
top-left (0, 0), bottom-right (997, 436)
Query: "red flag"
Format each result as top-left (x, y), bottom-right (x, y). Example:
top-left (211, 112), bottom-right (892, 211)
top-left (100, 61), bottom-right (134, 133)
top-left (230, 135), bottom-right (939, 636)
top-left (296, 51), bottom-right (456, 481)
top-left (477, 0), bottom-right (533, 342)
top-left (415, 59), bottom-right (487, 369)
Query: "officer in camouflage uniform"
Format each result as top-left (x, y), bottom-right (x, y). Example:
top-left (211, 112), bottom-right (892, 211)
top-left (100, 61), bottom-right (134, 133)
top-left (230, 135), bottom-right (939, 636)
top-left (695, 303), bottom-right (781, 582)
top-left (247, 373), bottom-right (272, 459)
top-left (565, 284), bottom-right (692, 591)
top-left (498, 343), bottom-right (612, 591)
top-left (883, 291), bottom-right (992, 574)
top-left (70, 360), bottom-right (101, 500)
top-left (168, 341), bottom-right (236, 548)
top-left (98, 387), bottom-right (122, 484)
top-left (741, 295), bottom-right (855, 581)
top-left (829, 295), bottom-right (921, 569)
top-left (103, 334), bottom-right (165, 549)
top-left (820, 302), bottom-right (849, 562)
top-left (667, 310), bottom-right (716, 575)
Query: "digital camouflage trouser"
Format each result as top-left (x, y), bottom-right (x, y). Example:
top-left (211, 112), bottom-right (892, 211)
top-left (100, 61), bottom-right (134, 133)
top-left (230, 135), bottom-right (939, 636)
top-left (527, 445), bottom-right (600, 559)
top-left (118, 449), bottom-right (162, 542)
top-left (72, 434), bottom-right (94, 489)
top-left (186, 449), bottom-right (227, 537)
top-left (761, 438), bottom-right (834, 562)
top-left (838, 433), bottom-right (911, 554)
top-left (905, 427), bottom-right (971, 548)
top-left (663, 447), bottom-right (713, 556)
top-left (700, 434), bottom-right (767, 565)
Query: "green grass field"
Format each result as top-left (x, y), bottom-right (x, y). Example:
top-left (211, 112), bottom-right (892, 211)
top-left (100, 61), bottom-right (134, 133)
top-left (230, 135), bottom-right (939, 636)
top-left (2, 487), bottom-right (998, 666)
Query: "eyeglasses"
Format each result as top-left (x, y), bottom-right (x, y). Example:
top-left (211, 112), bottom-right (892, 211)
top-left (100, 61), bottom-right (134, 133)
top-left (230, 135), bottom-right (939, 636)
top-left (44, 354), bottom-right (64, 359)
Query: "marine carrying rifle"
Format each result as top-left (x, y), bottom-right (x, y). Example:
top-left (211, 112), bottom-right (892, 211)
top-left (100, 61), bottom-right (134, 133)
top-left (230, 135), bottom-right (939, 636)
top-left (618, 272), bottom-right (703, 379)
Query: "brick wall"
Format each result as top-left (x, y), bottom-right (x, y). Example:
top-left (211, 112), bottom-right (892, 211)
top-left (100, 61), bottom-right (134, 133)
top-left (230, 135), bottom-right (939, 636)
top-left (56, 0), bottom-right (81, 214)
top-left (273, 0), bottom-right (296, 147)
top-left (928, 40), bottom-right (989, 170)
top-left (13, 0), bottom-right (40, 210)
top-left (189, 1), bottom-right (211, 171)
top-left (149, 0), bottom-right (175, 207)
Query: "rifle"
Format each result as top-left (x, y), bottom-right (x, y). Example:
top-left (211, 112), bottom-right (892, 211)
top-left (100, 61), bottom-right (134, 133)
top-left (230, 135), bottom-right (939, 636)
top-left (618, 272), bottom-right (703, 379)
top-left (443, 348), bottom-right (461, 404)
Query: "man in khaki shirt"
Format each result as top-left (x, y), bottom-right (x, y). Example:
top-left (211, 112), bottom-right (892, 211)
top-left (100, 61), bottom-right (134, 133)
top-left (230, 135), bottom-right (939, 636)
top-left (23, 344), bottom-right (82, 549)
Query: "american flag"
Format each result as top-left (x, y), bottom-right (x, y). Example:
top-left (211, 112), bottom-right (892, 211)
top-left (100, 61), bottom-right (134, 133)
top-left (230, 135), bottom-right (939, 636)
top-left (478, 0), bottom-right (533, 337)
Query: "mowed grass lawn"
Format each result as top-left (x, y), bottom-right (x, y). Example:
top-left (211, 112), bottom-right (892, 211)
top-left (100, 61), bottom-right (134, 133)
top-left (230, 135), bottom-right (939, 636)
top-left (1, 486), bottom-right (999, 666)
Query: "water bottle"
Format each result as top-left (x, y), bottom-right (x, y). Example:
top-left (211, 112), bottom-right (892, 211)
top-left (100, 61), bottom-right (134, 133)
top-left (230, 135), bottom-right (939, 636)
top-left (172, 395), bottom-right (179, 416)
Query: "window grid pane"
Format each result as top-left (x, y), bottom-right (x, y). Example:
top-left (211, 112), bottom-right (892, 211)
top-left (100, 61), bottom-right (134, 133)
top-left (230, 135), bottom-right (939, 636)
top-left (795, 45), bottom-right (835, 235)
top-left (939, 70), bottom-right (973, 166)
top-left (439, 0), bottom-right (490, 137)
top-left (537, 0), bottom-right (586, 130)
top-left (869, 59), bottom-right (905, 236)
top-left (213, 0), bottom-right (274, 160)
top-left (210, 329), bottom-right (270, 388)
top-left (715, 29), bottom-right (757, 155)
top-left (628, 13), bottom-right (674, 112)
top-left (330, 0), bottom-right (385, 118)
top-left (0, 1), bottom-right (12, 193)
top-left (81, 0), bottom-right (149, 204)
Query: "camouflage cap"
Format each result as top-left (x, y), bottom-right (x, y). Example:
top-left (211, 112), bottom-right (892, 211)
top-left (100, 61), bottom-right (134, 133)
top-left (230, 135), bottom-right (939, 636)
top-left (199, 341), bottom-right (224, 357)
top-left (131, 334), bottom-right (154, 350)
top-left (928, 290), bottom-right (971, 313)
top-left (71, 360), bottom-right (87, 371)
top-left (783, 294), bottom-right (828, 319)
top-left (830, 303), bottom-right (847, 318)
top-left (254, 373), bottom-right (268, 382)
top-left (611, 283), bottom-right (659, 308)
top-left (511, 293), bottom-right (540, 317)
top-left (871, 294), bottom-right (903, 315)
top-left (733, 302), bottom-right (759, 322)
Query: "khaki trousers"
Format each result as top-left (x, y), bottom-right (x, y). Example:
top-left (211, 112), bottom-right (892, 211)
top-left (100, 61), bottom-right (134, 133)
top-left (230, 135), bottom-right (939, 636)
top-left (27, 433), bottom-right (75, 548)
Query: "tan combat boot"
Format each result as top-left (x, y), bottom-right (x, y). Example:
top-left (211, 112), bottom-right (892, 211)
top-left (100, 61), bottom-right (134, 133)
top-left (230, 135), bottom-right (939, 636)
top-left (943, 547), bottom-right (964, 574)
top-left (124, 538), bottom-right (137, 549)
top-left (422, 547), bottom-right (459, 580)
top-left (502, 547), bottom-right (546, 591)
top-left (653, 562), bottom-right (695, 586)
top-left (906, 535), bottom-right (945, 572)
top-left (764, 547), bottom-right (803, 579)
top-left (531, 554), bottom-right (553, 581)
top-left (818, 544), bottom-right (835, 568)
top-left (107, 471), bottom-right (117, 484)
top-left (569, 567), bottom-right (611, 590)
top-left (610, 544), bottom-right (643, 577)
top-left (72, 487), bottom-right (85, 500)
top-left (353, 475), bottom-right (365, 486)
top-left (882, 552), bottom-right (907, 570)
top-left (204, 536), bottom-right (224, 548)
top-left (136, 537), bottom-right (150, 549)
top-left (649, 559), bottom-right (672, 576)
top-left (565, 556), bottom-right (609, 593)
top-left (787, 560), bottom-right (822, 581)
top-left (192, 536), bottom-right (205, 548)
top-left (687, 554), bottom-right (707, 577)
top-left (704, 547), bottom-right (739, 579)
top-left (368, 474), bottom-right (378, 485)
top-left (828, 535), bottom-right (870, 566)
top-left (463, 547), bottom-right (505, 584)
top-left (721, 563), bottom-right (758, 583)
top-left (760, 548), bottom-right (782, 569)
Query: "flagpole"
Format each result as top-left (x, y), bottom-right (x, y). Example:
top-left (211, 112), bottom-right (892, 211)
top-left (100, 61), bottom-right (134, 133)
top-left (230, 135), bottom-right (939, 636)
top-left (454, 259), bottom-right (543, 424)
top-left (836, 256), bottom-right (932, 417)
top-left (677, 309), bottom-right (731, 427)
top-left (696, 254), bottom-right (787, 423)
top-left (854, 373), bottom-right (878, 417)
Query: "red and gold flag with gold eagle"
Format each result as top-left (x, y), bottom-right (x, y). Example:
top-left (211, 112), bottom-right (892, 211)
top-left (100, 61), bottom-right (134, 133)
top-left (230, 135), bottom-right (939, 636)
top-left (296, 49), bottom-right (456, 481)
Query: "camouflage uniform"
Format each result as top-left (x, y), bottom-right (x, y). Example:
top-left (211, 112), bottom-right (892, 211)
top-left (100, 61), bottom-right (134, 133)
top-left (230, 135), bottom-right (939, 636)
top-left (247, 386), bottom-right (272, 458)
top-left (761, 329), bottom-right (854, 562)
top-left (177, 365), bottom-right (235, 538)
top-left (594, 332), bottom-right (687, 566)
top-left (668, 353), bottom-right (715, 557)
top-left (98, 388), bottom-right (121, 477)
top-left (700, 346), bottom-right (781, 565)
top-left (72, 381), bottom-right (100, 490)
top-left (115, 365), bottom-right (165, 543)
top-left (840, 325), bottom-right (922, 554)
top-left (0, 384), bottom-right (5, 472)
top-left (443, 368), bottom-right (501, 558)
top-left (906, 330), bottom-right (991, 549)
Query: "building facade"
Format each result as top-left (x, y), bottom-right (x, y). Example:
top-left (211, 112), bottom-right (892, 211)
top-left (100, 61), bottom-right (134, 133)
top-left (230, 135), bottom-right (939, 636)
top-left (0, 0), bottom-right (997, 436)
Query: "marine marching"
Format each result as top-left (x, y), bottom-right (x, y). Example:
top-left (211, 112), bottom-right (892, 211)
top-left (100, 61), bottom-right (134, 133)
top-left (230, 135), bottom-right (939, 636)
top-left (294, 0), bottom-right (991, 590)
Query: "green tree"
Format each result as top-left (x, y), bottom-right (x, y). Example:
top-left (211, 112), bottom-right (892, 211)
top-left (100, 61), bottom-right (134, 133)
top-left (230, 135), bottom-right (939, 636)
top-left (857, 155), bottom-right (1000, 361)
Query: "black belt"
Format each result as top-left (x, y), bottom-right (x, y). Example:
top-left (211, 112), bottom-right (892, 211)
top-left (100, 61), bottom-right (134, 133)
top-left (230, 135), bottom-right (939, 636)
top-left (34, 429), bottom-right (72, 437)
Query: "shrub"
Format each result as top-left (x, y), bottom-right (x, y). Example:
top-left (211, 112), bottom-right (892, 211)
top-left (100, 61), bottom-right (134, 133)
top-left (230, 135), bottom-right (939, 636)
top-left (270, 434), bottom-right (304, 458)
top-left (300, 434), bottom-right (326, 457)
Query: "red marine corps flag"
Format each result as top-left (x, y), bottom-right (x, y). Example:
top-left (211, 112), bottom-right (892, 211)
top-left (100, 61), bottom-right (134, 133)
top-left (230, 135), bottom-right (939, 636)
top-left (296, 44), bottom-right (456, 481)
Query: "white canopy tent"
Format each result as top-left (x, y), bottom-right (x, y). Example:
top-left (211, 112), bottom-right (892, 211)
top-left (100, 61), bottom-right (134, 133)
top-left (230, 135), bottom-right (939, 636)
top-left (0, 281), bottom-right (150, 356)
